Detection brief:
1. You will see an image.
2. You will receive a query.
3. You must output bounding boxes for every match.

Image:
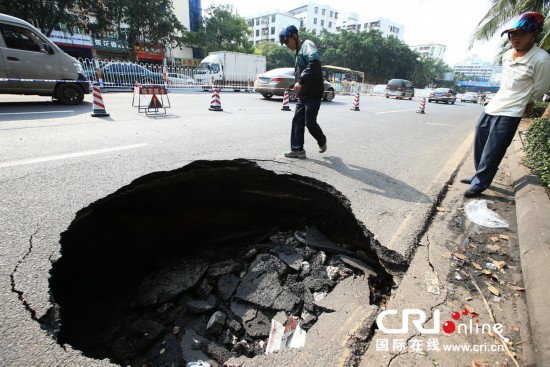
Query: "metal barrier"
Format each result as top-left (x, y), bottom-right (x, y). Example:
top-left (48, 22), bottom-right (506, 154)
top-left (78, 58), bottom-right (254, 91)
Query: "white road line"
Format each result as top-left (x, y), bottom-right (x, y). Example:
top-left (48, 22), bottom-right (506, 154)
top-left (426, 122), bottom-right (454, 127)
top-left (0, 143), bottom-right (148, 168)
top-left (375, 109), bottom-right (419, 114)
top-left (0, 111), bottom-right (74, 116)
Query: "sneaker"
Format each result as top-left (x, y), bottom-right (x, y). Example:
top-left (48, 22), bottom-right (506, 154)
top-left (460, 178), bottom-right (472, 184)
top-left (284, 150), bottom-right (306, 158)
top-left (319, 141), bottom-right (327, 153)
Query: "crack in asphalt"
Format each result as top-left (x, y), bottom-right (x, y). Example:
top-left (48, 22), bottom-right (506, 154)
top-left (10, 227), bottom-right (41, 321)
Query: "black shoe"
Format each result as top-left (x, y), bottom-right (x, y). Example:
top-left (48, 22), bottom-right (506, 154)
top-left (460, 178), bottom-right (472, 184)
top-left (464, 188), bottom-right (482, 198)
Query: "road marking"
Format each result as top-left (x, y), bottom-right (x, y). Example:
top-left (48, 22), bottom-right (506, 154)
top-left (0, 110), bottom-right (74, 116)
top-left (386, 130), bottom-right (475, 253)
top-left (375, 109), bottom-right (418, 114)
top-left (0, 143), bottom-right (147, 169)
top-left (427, 122), bottom-right (454, 127)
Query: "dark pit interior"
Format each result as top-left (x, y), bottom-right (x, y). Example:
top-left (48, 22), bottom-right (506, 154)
top-left (49, 159), bottom-right (392, 366)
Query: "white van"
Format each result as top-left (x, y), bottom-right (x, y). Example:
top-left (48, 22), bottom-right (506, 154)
top-left (0, 13), bottom-right (90, 104)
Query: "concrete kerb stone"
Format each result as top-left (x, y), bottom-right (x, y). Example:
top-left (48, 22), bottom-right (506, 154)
top-left (360, 144), bottom-right (535, 366)
top-left (508, 131), bottom-right (550, 366)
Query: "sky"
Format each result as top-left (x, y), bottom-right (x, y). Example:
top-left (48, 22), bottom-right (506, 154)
top-left (203, 0), bottom-right (506, 66)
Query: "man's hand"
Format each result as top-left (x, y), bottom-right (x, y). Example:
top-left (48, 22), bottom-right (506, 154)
top-left (292, 82), bottom-right (302, 93)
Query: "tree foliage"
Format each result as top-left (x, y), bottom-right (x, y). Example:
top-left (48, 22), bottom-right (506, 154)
top-left (0, 0), bottom-right (83, 36)
top-left (0, 0), bottom-right (185, 59)
top-left (181, 4), bottom-right (252, 55)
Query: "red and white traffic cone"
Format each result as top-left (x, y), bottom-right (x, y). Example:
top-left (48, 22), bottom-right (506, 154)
top-left (417, 98), bottom-right (426, 114)
top-left (281, 89), bottom-right (291, 111)
top-left (208, 88), bottom-right (223, 111)
top-left (91, 83), bottom-right (110, 117)
top-left (350, 92), bottom-right (360, 111)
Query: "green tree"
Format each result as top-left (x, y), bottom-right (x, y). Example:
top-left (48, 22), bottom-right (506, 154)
top-left (123, 0), bottom-right (185, 60)
top-left (0, 0), bottom-right (84, 36)
top-left (412, 56), bottom-right (451, 88)
top-left (181, 4), bottom-right (252, 56)
top-left (255, 41), bottom-right (294, 70)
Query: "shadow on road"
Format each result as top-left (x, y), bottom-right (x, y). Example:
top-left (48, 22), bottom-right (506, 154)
top-left (309, 156), bottom-right (431, 203)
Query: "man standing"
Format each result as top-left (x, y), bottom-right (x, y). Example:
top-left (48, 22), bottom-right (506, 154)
top-left (279, 25), bottom-right (327, 159)
top-left (462, 12), bottom-right (550, 197)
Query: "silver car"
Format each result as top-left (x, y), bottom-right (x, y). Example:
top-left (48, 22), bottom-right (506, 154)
top-left (461, 92), bottom-right (478, 103)
top-left (254, 67), bottom-right (335, 102)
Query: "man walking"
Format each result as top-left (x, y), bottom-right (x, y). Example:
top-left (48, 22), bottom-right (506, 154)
top-left (279, 25), bottom-right (327, 159)
top-left (462, 11), bottom-right (550, 197)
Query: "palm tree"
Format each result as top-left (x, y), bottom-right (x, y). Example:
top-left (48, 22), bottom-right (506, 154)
top-left (470, 0), bottom-right (550, 116)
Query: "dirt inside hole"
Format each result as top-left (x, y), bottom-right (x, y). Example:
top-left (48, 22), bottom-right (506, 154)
top-left (49, 159), bottom-right (393, 366)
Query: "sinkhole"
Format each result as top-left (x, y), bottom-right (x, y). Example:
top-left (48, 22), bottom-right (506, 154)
top-left (49, 159), bottom-right (394, 366)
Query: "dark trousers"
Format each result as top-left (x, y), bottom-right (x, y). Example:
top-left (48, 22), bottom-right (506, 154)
top-left (470, 112), bottom-right (521, 191)
top-left (290, 97), bottom-right (326, 151)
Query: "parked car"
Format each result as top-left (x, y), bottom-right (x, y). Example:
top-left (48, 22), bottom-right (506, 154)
top-left (0, 13), bottom-right (90, 104)
top-left (254, 67), bottom-right (335, 102)
top-left (461, 92), bottom-right (478, 103)
top-left (428, 88), bottom-right (457, 104)
top-left (385, 79), bottom-right (414, 99)
top-left (370, 84), bottom-right (387, 96)
top-left (85, 62), bottom-right (164, 88)
top-left (166, 73), bottom-right (195, 86)
top-left (480, 92), bottom-right (496, 106)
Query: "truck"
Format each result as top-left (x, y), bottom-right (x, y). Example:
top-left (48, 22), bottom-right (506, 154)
top-left (193, 51), bottom-right (266, 91)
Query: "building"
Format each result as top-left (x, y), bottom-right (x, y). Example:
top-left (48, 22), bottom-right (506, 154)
top-left (246, 11), bottom-right (300, 45)
top-left (337, 15), bottom-right (404, 41)
top-left (410, 43), bottom-right (446, 60)
top-left (453, 57), bottom-right (502, 89)
top-left (171, 0), bottom-right (203, 66)
top-left (288, 2), bottom-right (339, 35)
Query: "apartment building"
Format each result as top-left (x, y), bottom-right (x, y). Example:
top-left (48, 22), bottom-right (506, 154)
top-left (410, 43), bottom-right (446, 60)
top-left (337, 15), bottom-right (404, 41)
top-left (246, 11), bottom-right (301, 45)
top-left (288, 2), bottom-right (339, 35)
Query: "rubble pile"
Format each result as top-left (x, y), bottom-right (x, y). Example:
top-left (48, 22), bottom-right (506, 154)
top-left (84, 227), bottom-right (380, 367)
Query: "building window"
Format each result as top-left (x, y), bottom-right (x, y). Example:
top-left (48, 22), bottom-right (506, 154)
top-left (335, 12), bottom-right (339, 19)
top-left (313, 18), bottom-right (317, 25)
top-left (329, 21), bottom-right (332, 28)
top-left (256, 19), bottom-right (259, 26)
top-left (271, 27), bottom-right (275, 35)
top-left (247, 19), bottom-right (254, 27)
top-left (321, 20), bottom-right (324, 27)
top-left (322, 9), bottom-right (325, 15)
top-left (330, 11), bottom-right (333, 17)
top-left (315, 7), bottom-right (318, 13)
top-left (312, 29), bottom-right (317, 34)
top-left (300, 20), bottom-right (304, 27)
top-left (256, 29), bottom-right (259, 37)
top-left (272, 15), bottom-right (276, 22)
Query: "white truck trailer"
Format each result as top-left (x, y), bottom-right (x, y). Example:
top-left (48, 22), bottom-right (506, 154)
top-left (194, 51), bottom-right (266, 90)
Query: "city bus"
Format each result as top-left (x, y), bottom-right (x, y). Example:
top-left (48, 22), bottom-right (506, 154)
top-left (321, 65), bottom-right (365, 94)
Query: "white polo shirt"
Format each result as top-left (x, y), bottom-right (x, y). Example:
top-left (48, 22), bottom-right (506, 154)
top-left (485, 45), bottom-right (550, 117)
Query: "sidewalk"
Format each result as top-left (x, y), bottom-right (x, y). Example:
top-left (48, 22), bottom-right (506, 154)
top-left (360, 127), bottom-right (550, 367)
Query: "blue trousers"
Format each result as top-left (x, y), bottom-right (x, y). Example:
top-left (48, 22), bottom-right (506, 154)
top-left (470, 113), bottom-right (521, 191)
top-left (290, 97), bottom-right (326, 151)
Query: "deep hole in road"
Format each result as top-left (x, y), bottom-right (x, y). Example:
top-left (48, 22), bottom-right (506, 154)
top-left (49, 159), bottom-right (394, 366)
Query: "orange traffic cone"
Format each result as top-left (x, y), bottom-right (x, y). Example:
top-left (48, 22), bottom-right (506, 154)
top-left (281, 89), bottom-right (291, 111)
top-left (416, 98), bottom-right (426, 114)
top-left (208, 88), bottom-right (223, 111)
top-left (91, 83), bottom-right (110, 117)
top-left (350, 92), bottom-right (360, 111)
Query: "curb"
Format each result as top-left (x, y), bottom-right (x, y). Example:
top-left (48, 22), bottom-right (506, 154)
top-left (507, 131), bottom-right (550, 366)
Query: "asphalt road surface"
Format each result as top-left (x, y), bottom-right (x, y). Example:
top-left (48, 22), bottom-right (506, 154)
top-left (0, 90), bottom-right (482, 365)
